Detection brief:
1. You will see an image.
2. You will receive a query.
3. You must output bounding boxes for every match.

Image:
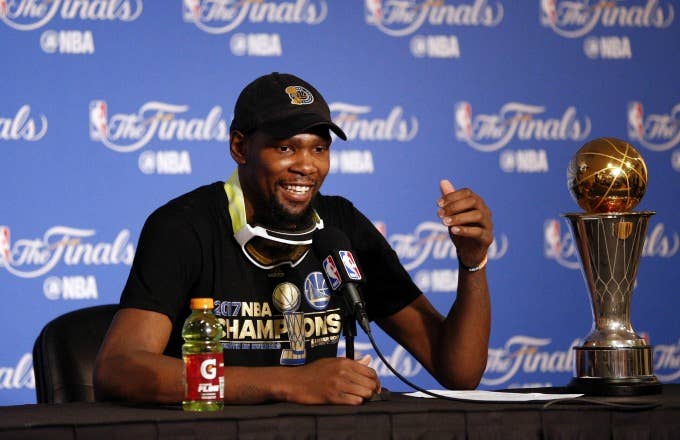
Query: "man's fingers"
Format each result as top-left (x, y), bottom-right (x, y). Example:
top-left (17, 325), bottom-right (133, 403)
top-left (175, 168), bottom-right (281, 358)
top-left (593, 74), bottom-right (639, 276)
top-left (332, 359), bottom-right (381, 402)
top-left (351, 356), bottom-right (381, 391)
top-left (441, 210), bottom-right (487, 228)
top-left (342, 380), bottom-right (378, 400)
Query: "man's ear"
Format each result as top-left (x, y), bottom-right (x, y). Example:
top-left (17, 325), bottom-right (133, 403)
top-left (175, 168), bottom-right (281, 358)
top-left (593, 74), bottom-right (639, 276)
top-left (230, 130), bottom-right (247, 165)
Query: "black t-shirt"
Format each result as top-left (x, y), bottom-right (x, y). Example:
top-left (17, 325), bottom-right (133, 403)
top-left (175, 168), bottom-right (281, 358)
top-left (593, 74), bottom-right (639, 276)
top-left (120, 182), bottom-right (421, 366)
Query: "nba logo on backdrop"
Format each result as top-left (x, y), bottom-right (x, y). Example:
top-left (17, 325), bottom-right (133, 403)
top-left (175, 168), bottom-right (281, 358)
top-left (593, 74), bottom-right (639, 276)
top-left (89, 101), bottom-right (108, 140)
top-left (541, 0), bottom-right (557, 25)
top-left (0, 226), bottom-right (10, 267)
top-left (627, 101), bottom-right (680, 152)
top-left (365, 0), bottom-right (381, 23)
top-left (183, 0), bottom-right (201, 20)
top-left (544, 219), bottom-right (562, 259)
top-left (454, 102), bottom-right (472, 141)
top-left (628, 102), bottom-right (645, 140)
top-left (543, 219), bottom-right (579, 269)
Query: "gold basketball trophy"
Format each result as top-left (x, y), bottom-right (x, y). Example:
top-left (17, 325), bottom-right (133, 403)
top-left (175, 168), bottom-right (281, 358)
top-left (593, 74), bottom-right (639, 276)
top-left (273, 282), bottom-right (307, 365)
top-left (564, 137), bottom-right (661, 395)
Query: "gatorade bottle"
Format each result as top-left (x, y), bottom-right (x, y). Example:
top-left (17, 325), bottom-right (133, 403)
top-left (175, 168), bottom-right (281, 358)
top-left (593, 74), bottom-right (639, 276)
top-left (182, 297), bottom-right (224, 411)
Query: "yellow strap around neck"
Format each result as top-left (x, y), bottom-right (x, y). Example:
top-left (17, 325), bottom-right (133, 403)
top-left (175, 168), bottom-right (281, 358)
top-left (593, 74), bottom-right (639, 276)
top-left (224, 170), bottom-right (247, 235)
top-left (224, 169), bottom-right (323, 234)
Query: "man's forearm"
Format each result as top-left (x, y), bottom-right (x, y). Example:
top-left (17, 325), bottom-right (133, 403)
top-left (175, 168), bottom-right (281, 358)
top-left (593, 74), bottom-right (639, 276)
top-left (95, 354), bottom-right (378, 405)
top-left (223, 366), bottom-right (290, 403)
top-left (94, 351), bottom-right (184, 403)
top-left (436, 269), bottom-right (491, 389)
top-left (95, 353), bottom-right (295, 404)
top-left (225, 357), bottom-right (380, 405)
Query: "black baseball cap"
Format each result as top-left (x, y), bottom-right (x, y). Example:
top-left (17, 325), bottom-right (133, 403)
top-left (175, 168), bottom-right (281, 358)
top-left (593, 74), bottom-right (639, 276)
top-left (230, 72), bottom-right (347, 141)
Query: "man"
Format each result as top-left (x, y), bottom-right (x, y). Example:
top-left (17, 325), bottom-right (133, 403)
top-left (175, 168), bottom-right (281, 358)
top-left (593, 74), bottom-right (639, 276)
top-left (94, 72), bottom-right (492, 405)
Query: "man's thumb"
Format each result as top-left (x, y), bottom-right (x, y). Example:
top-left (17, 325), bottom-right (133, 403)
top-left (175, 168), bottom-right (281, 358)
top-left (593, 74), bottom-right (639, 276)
top-left (440, 179), bottom-right (455, 196)
top-left (357, 354), bottom-right (372, 365)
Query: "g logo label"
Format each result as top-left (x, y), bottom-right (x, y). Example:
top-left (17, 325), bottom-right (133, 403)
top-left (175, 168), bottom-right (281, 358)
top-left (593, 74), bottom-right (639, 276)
top-left (200, 358), bottom-right (217, 380)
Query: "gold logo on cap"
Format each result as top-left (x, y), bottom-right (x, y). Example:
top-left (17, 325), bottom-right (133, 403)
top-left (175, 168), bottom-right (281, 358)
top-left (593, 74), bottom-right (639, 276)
top-left (285, 86), bottom-right (314, 106)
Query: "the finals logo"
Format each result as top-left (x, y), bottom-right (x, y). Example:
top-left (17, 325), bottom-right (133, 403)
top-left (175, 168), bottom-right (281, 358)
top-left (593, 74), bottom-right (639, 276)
top-left (540, 0), bottom-right (674, 59)
top-left (628, 101), bottom-right (680, 152)
top-left (365, 0), bottom-right (504, 37)
top-left (0, 105), bottom-right (48, 142)
top-left (182, 0), bottom-right (328, 34)
top-left (0, 0), bottom-right (143, 55)
top-left (0, 0), bottom-right (143, 31)
top-left (454, 101), bottom-right (592, 152)
top-left (89, 100), bottom-right (229, 153)
top-left (0, 225), bottom-right (135, 279)
top-left (540, 0), bottom-right (674, 39)
top-left (89, 100), bottom-right (229, 175)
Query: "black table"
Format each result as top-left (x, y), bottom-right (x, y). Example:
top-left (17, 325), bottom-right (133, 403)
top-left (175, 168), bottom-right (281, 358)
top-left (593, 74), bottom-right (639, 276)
top-left (1, 385), bottom-right (679, 439)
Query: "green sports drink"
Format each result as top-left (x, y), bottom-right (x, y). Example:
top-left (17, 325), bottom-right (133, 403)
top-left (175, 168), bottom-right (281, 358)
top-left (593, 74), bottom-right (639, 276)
top-left (182, 297), bottom-right (224, 411)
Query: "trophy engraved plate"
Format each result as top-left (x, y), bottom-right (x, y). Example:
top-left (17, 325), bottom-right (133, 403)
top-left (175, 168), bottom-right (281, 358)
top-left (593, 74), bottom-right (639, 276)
top-left (564, 138), bottom-right (661, 396)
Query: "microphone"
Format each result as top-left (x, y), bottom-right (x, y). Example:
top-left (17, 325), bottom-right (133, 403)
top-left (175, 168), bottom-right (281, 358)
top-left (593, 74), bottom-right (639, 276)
top-left (312, 227), bottom-right (371, 334)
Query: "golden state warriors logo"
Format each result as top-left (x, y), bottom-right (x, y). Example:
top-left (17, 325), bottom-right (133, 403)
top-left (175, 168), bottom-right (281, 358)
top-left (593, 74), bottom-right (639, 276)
top-left (303, 272), bottom-right (330, 310)
top-left (285, 86), bottom-right (314, 106)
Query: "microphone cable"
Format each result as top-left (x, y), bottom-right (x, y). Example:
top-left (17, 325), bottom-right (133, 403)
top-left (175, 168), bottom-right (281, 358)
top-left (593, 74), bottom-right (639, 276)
top-left (364, 326), bottom-right (474, 402)
top-left (364, 325), bottom-right (662, 410)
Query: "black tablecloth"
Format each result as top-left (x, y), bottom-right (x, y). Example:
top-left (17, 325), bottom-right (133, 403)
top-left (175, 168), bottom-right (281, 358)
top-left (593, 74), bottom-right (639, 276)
top-left (1, 385), bottom-right (679, 439)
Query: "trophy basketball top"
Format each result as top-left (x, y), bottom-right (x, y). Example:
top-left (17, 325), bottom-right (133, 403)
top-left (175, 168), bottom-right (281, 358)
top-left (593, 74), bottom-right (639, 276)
top-left (566, 137), bottom-right (649, 214)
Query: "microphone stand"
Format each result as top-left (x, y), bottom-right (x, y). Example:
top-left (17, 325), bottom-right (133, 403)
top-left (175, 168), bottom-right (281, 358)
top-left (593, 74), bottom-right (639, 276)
top-left (343, 312), bottom-right (357, 360)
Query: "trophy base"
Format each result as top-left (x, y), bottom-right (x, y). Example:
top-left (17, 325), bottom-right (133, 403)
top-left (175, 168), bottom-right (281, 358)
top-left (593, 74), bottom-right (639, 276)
top-left (568, 376), bottom-right (662, 396)
top-left (574, 345), bottom-right (655, 378)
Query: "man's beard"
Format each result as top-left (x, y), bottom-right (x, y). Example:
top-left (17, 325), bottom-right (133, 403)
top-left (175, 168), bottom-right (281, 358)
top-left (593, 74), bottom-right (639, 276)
top-left (268, 196), bottom-right (314, 230)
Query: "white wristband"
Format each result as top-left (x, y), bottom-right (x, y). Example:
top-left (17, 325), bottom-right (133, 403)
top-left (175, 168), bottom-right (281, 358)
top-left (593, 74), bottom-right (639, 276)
top-left (458, 254), bottom-right (487, 272)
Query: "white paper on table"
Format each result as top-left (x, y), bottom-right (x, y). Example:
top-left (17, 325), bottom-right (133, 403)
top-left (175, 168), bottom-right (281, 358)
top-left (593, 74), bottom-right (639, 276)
top-left (404, 390), bottom-right (583, 402)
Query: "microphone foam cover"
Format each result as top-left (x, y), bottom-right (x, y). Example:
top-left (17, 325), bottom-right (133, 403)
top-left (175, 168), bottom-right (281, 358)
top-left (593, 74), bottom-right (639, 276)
top-left (312, 226), bottom-right (352, 258)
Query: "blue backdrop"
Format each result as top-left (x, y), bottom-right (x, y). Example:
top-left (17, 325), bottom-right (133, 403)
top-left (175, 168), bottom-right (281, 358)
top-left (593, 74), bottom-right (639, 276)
top-left (1, 0), bottom-right (679, 405)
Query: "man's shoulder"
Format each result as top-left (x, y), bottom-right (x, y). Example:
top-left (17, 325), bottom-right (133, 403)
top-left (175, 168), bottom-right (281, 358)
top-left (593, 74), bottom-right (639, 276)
top-left (165, 182), bottom-right (225, 209)
top-left (314, 193), bottom-right (368, 231)
top-left (314, 193), bottom-right (355, 214)
top-left (148, 182), bottom-right (227, 227)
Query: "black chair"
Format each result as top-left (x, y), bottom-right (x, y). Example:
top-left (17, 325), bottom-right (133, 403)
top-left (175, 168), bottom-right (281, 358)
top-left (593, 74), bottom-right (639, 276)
top-left (32, 304), bottom-right (118, 403)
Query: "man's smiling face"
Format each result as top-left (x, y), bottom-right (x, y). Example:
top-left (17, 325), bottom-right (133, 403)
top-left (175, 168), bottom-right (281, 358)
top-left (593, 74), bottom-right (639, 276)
top-left (237, 127), bottom-right (332, 229)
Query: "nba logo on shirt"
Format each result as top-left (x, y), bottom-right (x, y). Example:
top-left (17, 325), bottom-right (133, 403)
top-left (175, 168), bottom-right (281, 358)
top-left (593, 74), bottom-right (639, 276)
top-left (339, 251), bottom-right (361, 280)
top-left (322, 256), bottom-right (341, 291)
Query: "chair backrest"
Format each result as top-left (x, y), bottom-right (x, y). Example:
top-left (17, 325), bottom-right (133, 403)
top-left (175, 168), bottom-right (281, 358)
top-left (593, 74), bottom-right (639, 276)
top-left (32, 304), bottom-right (118, 404)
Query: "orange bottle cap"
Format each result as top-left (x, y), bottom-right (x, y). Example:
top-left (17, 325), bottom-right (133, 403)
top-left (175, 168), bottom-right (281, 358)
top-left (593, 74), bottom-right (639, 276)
top-left (190, 298), bottom-right (214, 310)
